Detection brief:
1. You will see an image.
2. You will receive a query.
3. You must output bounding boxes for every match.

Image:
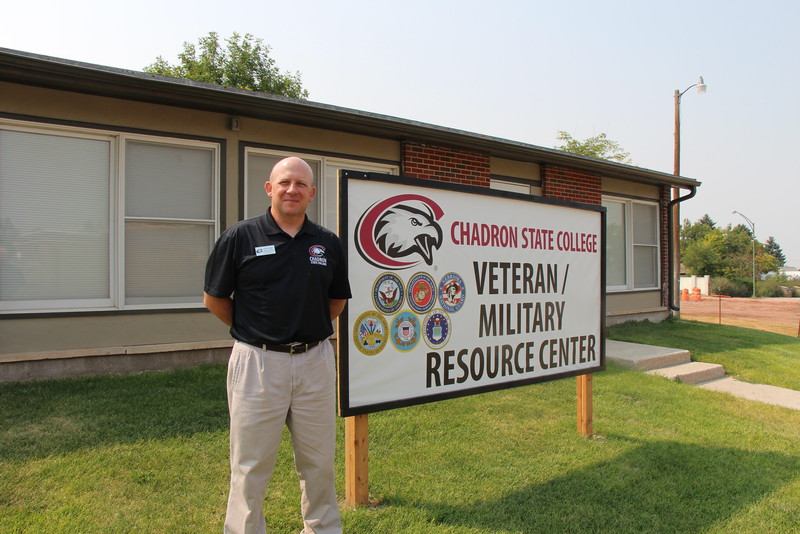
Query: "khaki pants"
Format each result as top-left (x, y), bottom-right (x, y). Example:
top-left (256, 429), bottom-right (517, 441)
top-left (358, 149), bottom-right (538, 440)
top-left (224, 341), bottom-right (341, 534)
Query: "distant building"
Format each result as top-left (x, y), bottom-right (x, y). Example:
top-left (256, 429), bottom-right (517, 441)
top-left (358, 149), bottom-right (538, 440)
top-left (780, 266), bottom-right (800, 279)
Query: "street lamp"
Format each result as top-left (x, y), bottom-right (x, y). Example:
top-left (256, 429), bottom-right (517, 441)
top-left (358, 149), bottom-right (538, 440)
top-left (672, 76), bottom-right (707, 312)
top-left (674, 76), bottom-right (707, 176)
top-left (733, 210), bottom-right (757, 298)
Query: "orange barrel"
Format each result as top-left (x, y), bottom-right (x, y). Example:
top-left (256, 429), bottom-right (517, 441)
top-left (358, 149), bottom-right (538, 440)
top-left (691, 287), bottom-right (701, 301)
top-left (681, 288), bottom-right (689, 301)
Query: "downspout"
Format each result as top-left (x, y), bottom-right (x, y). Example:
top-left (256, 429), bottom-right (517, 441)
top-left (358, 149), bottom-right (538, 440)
top-left (667, 185), bottom-right (697, 312)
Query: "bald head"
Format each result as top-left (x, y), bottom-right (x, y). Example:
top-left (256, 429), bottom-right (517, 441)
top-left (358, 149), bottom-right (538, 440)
top-left (269, 157), bottom-right (315, 186)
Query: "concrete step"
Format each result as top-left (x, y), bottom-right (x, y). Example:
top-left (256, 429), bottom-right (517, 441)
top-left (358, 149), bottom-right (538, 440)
top-left (606, 340), bottom-right (691, 371)
top-left (607, 340), bottom-right (800, 411)
top-left (646, 362), bottom-right (726, 385)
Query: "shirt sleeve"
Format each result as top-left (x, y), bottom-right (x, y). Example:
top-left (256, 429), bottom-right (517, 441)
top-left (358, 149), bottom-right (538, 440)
top-left (204, 228), bottom-right (238, 298)
top-left (328, 235), bottom-right (352, 300)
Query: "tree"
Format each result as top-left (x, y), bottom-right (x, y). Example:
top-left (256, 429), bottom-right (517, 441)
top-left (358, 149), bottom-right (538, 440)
top-left (680, 214), bottom-right (716, 248)
top-left (764, 236), bottom-right (786, 267)
top-left (680, 216), bottom-right (781, 279)
top-left (144, 32), bottom-right (309, 99)
top-left (682, 229), bottom-right (725, 276)
top-left (554, 131), bottom-right (631, 163)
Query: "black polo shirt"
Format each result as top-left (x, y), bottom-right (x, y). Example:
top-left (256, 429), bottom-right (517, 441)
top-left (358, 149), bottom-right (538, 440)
top-left (204, 209), bottom-right (351, 346)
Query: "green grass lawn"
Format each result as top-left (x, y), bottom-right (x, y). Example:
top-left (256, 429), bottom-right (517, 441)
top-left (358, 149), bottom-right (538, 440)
top-left (2, 320), bottom-right (799, 533)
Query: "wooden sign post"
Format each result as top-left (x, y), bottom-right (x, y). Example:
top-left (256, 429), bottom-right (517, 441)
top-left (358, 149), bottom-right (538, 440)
top-left (344, 414), bottom-right (369, 506)
top-left (577, 373), bottom-right (593, 436)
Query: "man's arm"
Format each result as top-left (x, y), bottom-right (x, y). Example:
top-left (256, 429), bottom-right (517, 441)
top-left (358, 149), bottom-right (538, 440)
top-left (204, 292), bottom-right (233, 326)
top-left (329, 298), bottom-right (347, 321)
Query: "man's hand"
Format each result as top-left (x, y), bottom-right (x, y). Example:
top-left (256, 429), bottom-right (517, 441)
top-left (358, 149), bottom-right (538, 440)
top-left (329, 298), bottom-right (347, 321)
top-left (204, 292), bottom-right (234, 326)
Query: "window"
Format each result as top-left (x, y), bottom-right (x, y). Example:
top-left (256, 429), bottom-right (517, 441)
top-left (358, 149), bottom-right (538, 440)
top-left (602, 197), bottom-right (660, 291)
top-left (123, 140), bottom-right (217, 306)
top-left (0, 121), bottom-right (219, 312)
top-left (490, 178), bottom-right (532, 195)
top-left (244, 148), bottom-right (398, 232)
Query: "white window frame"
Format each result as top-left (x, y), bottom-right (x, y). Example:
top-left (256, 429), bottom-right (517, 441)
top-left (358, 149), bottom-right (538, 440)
top-left (119, 134), bottom-right (220, 310)
top-left (490, 177), bottom-right (533, 195)
top-left (0, 119), bottom-right (220, 314)
top-left (602, 196), bottom-right (661, 292)
top-left (243, 147), bottom-right (398, 232)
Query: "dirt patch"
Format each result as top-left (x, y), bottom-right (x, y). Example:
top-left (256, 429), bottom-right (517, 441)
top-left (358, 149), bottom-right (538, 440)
top-left (680, 297), bottom-right (800, 337)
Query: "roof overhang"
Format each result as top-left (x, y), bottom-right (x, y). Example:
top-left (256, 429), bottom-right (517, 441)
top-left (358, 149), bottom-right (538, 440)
top-left (0, 47), bottom-right (700, 190)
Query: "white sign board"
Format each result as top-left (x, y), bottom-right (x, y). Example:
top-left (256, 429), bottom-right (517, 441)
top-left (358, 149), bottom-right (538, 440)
top-left (338, 172), bottom-right (605, 416)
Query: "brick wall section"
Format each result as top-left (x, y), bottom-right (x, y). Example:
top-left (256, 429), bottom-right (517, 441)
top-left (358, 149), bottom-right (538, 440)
top-left (660, 185), bottom-right (672, 307)
top-left (402, 142), bottom-right (490, 187)
top-left (542, 165), bottom-right (601, 205)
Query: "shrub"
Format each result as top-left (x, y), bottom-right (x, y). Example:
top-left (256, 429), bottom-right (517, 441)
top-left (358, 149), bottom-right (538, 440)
top-left (755, 278), bottom-right (785, 297)
top-left (710, 277), bottom-right (751, 297)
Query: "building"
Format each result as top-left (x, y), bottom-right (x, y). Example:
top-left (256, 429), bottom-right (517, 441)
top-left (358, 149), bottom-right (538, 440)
top-left (0, 48), bottom-right (700, 382)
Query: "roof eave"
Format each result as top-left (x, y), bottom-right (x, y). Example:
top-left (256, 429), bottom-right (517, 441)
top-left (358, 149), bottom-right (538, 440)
top-left (0, 48), bottom-right (700, 189)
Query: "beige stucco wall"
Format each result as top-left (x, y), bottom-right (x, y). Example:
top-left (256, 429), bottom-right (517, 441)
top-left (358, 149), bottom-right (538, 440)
top-left (490, 157), bottom-right (541, 180)
top-left (606, 291), bottom-right (662, 315)
top-left (602, 176), bottom-right (660, 199)
top-left (1, 312), bottom-right (227, 355)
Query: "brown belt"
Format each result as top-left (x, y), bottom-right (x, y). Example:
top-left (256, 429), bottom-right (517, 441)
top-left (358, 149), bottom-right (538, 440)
top-left (260, 340), bottom-right (324, 354)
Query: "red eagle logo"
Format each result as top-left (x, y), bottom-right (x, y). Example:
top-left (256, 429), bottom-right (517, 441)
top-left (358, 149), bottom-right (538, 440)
top-left (354, 195), bottom-right (444, 269)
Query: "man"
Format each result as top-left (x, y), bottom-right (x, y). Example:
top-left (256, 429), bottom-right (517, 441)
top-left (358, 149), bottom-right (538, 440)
top-left (203, 157), bottom-right (350, 534)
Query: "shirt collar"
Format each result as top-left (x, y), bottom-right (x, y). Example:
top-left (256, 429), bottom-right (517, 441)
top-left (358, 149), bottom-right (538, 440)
top-left (263, 207), bottom-right (317, 237)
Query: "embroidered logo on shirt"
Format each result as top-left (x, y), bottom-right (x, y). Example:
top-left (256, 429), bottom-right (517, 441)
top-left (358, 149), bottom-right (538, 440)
top-left (309, 245), bottom-right (327, 266)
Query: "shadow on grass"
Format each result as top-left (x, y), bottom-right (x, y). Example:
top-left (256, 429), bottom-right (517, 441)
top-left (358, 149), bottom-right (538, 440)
top-left (391, 437), bottom-right (799, 533)
top-left (0, 364), bottom-right (229, 462)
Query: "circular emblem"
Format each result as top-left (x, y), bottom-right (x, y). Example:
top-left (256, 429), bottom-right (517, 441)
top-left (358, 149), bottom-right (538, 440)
top-left (407, 272), bottom-right (436, 314)
top-left (390, 311), bottom-right (421, 352)
top-left (424, 309), bottom-right (451, 349)
top-left (372, 272), bottom-right (404, 315)
top-left (353, 311), bottom-right (389, 356)
top-left (438, 272), bottom-right (466, 313)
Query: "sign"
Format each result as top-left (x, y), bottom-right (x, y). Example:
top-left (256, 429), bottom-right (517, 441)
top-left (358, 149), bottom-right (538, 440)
top-left (338, 171), bottom-right (605, 416)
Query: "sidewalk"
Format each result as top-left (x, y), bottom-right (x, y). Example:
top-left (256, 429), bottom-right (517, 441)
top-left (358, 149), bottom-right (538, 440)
top-left (606, 340), bottom-right (800, 411)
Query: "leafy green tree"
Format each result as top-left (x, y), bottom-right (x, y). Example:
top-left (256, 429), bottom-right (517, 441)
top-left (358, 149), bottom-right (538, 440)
top-left (680, 217), bottom-right (781, 279)
top-left (554, 131), bottom-right (631, 163)
top-left (759, 251), bottom-right (781, 275)
top-left (729, 229), bottom-right (780, 274)
top-left (722, 225), bottom-right (756, 279)
top-left (682, 229), bottom-right (725, 276)
top-left (680, 214), bottom-right (716, 248)
top-left (144, 32), bottom-right (309, 99)
top-left (763, 236), bottom-right (786, 266)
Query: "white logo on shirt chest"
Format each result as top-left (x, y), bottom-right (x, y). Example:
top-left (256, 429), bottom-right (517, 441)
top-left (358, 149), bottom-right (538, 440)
top-left (309, 245), bottom-right (327, 266)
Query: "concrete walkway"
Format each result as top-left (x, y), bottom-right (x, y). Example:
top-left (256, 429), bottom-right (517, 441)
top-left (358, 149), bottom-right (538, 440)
top-left (606, 340), bottom-right (800, 411)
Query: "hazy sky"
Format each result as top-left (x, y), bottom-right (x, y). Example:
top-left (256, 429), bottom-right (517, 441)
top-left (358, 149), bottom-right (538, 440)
top-left (3, 0), bottom-right (798, 265)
